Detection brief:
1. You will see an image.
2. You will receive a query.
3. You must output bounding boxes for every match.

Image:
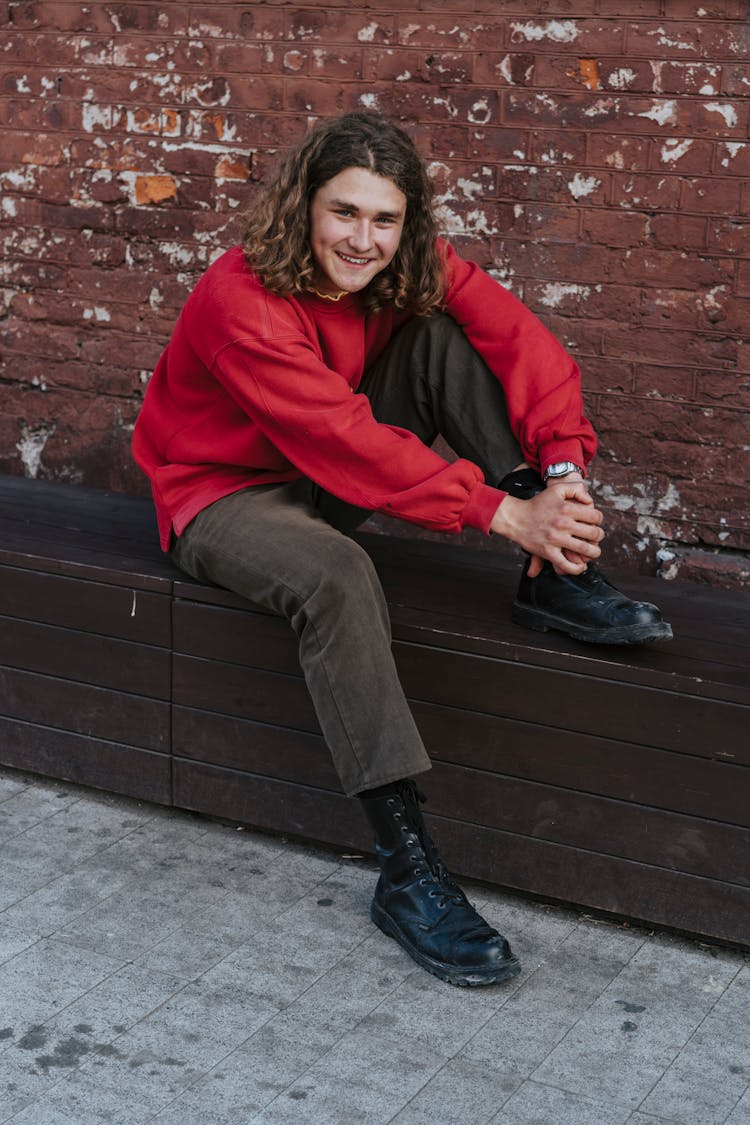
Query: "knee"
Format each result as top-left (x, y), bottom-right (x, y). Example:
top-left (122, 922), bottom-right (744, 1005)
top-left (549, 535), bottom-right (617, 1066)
top-left (300, 538), bottom-right (386, 620)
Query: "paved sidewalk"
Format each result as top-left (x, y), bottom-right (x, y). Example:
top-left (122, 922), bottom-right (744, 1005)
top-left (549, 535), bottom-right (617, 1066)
top-left (0, 765), bottom-right (748, 1125)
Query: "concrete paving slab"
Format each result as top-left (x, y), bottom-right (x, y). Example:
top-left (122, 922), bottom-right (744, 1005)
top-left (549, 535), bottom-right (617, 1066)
top-left (1, 765), bottom-right (749, 1125)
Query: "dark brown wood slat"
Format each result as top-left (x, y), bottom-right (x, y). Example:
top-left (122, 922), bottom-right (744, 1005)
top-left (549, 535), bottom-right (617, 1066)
top-left (413, 701), bottom-right (750, 828)
top-left (0, 528), bottom-right (175, 592)
top-left (172, 707), bottom-right (339, 788)
top-left (388, 605), bottom-right (750, 704)
top-left (172, 758), bottom-right (370, 848)
top-left (426, 763), bottom-right (749, 886)
top-left (171, 761), bottom-right (750, 947)
top-left (0, 665), bottom-right (169, 750)
top-left (0, 716), bottom-right (171, 804)
top-left (172, 601), bottom-right (298, 674)
top-left (395, 642), bottom-right (749, 765)
top-left (172, 591), bottom-right (749, 704)
top-left (435, 816), bottom-right (750, 949)
top-left (0, 564), bottom-right (171, 646)
top-left (172, 654), bottom-right (320, 731)
top-left (0, 617), bottom-right (171, 700)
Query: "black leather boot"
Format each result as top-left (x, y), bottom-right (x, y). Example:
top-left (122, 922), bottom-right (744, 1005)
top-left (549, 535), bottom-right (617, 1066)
top-left (359, 780), bottom-right (521, 987)
top-left (499, 469), bottom-right (673, 645)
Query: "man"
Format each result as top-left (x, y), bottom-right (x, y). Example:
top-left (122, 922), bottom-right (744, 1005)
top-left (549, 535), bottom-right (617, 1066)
top-left (133, 112), bottom-right (671, 987)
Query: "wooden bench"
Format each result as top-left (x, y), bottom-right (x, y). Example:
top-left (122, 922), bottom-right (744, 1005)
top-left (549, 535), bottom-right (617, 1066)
top-left (1, 474), bottom-right (748, 949)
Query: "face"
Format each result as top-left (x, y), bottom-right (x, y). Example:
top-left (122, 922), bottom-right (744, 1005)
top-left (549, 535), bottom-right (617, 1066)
top-left (309, 166), bottom-right (407, 296)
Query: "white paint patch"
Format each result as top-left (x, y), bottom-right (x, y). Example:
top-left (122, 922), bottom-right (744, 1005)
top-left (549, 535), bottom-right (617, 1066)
top-left (661, 138), bottom-right (693, 163)
top-left (705, 102), bottom-right (738, 128)
top-left (699, 84), bottom-right (716, 96)
top-left (607, 68), bottom-right (636, 90)
top-left (149, 288), bottom-right (163, 310)
top-left (16, 423), bottom-right (55, 478)
top-left (16, 75), bottom-right (31, 93)
top-left (468, 98), bottom-right (491, 125)
top-left (1, 167), bottom-right (35, 189)
top-left (638, 100), bottom-right (677, 126)
top-left (158, 241), bottom-right (197, 267)
top-left (455, 177), bottom-right (485, 200)
top-left (2, 198), bottom-right (18, 217)
top-left (359, 92), bottom-right (379, 109)
top-left (510, 20), bottom-right (578, 43)
top-left (538, 282), bottom-right (590, 307)
top-left (596, 481), bottom-right (681, 518)
top-left (568, 173), bottom-right (600, 199)
top-left (652, 26), bottom-right (695, 51)
top-left (357, 22), bottom-right (379, 42)
top-left (395, 71), bottom-right (411, 82)
top-left (83, 306), bottom-right (111, 322)
top-left (582, 97), bottom-right (617, 118)
top-left (721, 142), bottom-right (745, 168)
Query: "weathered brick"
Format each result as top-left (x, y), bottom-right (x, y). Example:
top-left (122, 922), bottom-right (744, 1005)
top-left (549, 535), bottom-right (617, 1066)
top-left (507, 18), bottom-right (624, 54)
top-left (649, 213), bottom-right (707, 251)
top-left (650, 136), bottom-right (714, 175)
top-left (530, 129), bottom-right (586, 166)
top-left (605, 324), bottom-right (737, 369)
top-left (633, 366), bottom-right (696, 403)
top-left (473, 52), bottom-right (535, 88)
top-left (288, 9), bottom-right (393, 45)
top-left (578, 356), bottom-right (634, 395)
top-left (535, 56), bottom-right (656, 95)
top-left (694, 370), bottom-right (750, 409)
top-left (707, 218), bottom-right (749, 257)
top-left (587, 134), bottom-right (651, 173)
top-left (681, 176), bottom-right (741, 214)
top-left (722, 64), bottom-right (750, 97)
top-left (396, 14), bottom-right (503, 49)
top-left (467, 127), bottom-right (528, 162)
top-left (659, 61), bottom-right (723, 96)
top-left (612, 173), bottom-right (682, 212)
top-left (581, 209), bottom-right (647, 248)
top-left (499, 164), bottom-right (609, 207)
top-left (640, 289), bottom-right (701, 330)
top-left (626, 20), bottom-right (750, 62)
top-left (521, 204), bottom-right (581, 243)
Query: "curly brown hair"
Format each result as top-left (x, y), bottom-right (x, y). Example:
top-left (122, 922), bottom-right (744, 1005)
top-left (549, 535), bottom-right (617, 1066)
top-left (241, 112), bottom-right (446, 315)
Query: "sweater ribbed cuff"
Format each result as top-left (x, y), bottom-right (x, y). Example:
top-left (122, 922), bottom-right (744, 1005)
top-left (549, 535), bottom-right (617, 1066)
top-left (462, 482), bottom-right (507, 536)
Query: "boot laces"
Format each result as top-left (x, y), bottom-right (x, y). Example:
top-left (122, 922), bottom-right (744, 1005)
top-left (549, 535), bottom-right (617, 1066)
top-left (398, 782), bottom-right (469, 909)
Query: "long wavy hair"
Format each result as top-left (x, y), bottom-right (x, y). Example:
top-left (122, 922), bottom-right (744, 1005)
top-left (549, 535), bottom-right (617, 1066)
top-left (242, 113), bottom-right (445, 315)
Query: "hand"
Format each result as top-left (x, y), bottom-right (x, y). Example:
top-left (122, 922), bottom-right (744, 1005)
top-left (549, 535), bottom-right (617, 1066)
top-left (490, 479), bottom-right (604, 576)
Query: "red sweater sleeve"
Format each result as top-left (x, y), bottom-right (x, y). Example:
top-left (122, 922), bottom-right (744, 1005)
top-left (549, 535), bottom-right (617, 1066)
top-left (195, 297), bottom-right (503, 536)
top-left (441, 241), bottom-right (597, 474)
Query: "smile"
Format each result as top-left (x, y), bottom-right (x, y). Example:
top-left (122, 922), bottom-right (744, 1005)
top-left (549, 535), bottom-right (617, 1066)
top-left (336, 252), bottom-right (373, 265)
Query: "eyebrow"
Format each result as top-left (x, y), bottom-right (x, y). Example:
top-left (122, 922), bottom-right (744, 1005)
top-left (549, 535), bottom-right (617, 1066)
top-left (328, 198), bottom-right (404, 218)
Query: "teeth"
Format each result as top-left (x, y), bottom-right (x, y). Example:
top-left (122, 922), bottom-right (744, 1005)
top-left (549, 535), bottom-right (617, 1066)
top-left (338, 253), bottom-right (369, 264)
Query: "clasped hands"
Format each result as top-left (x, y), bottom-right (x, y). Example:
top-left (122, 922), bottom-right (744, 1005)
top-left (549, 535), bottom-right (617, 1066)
top-left (490, 476), bottom-right (604, 578)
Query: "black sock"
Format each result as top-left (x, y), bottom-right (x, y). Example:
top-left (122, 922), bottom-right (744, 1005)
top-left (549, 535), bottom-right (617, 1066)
top-left (356, 780), bottom-right (403, 800)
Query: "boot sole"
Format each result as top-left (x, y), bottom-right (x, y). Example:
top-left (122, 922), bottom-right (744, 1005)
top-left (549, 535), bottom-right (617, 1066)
top-left (512, 602), bottom-right (674, 646)
top-left (370, 901), bottom-right (522, 988)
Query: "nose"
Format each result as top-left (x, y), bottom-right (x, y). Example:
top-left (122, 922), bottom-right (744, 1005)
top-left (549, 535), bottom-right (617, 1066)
top-left (347, 220), bottom-right (371, 253)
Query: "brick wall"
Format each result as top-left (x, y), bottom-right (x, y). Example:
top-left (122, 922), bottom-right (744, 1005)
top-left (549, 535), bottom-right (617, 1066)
top-left (1, 1), bottom-right (748, 587)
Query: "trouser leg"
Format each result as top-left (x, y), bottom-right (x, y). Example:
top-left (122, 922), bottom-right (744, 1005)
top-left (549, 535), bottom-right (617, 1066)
top-left (171, 481), bottom-right (431, 796)
top-left (316, 314), bottom-right (524, 533)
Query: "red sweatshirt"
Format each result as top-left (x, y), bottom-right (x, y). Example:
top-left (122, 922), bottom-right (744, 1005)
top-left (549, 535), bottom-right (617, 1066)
top-left (133, 240), bottom-right (597, 551)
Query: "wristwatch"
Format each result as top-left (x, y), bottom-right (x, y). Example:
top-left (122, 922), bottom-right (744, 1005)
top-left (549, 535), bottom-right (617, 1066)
top-left (543, 461), bottom-right (584, 482)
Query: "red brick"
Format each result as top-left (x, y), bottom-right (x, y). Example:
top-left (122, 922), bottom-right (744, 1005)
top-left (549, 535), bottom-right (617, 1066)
top-left (621, 246), bottom-right (733, 288)
top-left (189, 6), bottom-right (282, 38)
top-left (530, 129), bottom-right (586, 166)
top-left (537, 313), bottom-right (604, 358)
top-left (587, 134), bottom-right (651, 173)
top-left (681, 177), bottom-right (741, 214)
top-left (634, 366), bottom-right (696, 402)
top-left (640, 289), bottom-right (700, 330)
top-left (649, 213), bottom-right (707, 251)
top-left (715, 142), bottom-right (750, 177)
top-left (411, 122), bottom-right (470, 160)
top-left (694, 370), bottom-right (750, 409)
top-left (287, 9), bottom-right (393, 45)
top-left (520, 204), bottom-right (581, 243)
top-left (664, 0), bottom-right (748, 14)
top-left (659, 61), bottom-right (723, 96)
top-left (473, 52), bottom-right (535, 88)
top-left (737, 262), bottom-right (750, 296)
top-left (503, 92), bottom-right (688, 134)
top-left (627, 20), bottom-right (750, 62)
top-left (507, 18), bottom-right (624, 54)
top-left (722, 65), bottom-right (750, 97)
top-left (285, 78), bottom-right (347, 115)
top-left (467, 127), bottom-right (529, 162)
top-left (707, 218), bottom-right (749, 257)
top-left (650, 137), bottom-right (714, 175)
top-left (535, 56), bottom-right (656, 95)
top-left (107, 4), bottom-right (189, 34)
top-left (605, 324), bottom-right (738, 369)
top-left (396, 14), bottom-right (504, 49)
top-left (581, 209), bottom-right (647, 248)
top-left (612, 173), bottom-right (682, 212)
top-left (578, 356), bottom-right (634, 395)
top-left (499, 164), bottom-right (609, 207)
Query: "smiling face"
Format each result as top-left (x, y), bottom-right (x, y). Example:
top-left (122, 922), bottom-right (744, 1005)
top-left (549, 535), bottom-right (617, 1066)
top-left (308, 166), bottom-right (407, 296)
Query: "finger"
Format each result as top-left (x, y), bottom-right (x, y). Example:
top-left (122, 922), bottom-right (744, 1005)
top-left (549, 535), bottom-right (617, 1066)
top-left (527, 554), bottom-right (544, 578)
top-left (550, 550), bottom-right (588, 576)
